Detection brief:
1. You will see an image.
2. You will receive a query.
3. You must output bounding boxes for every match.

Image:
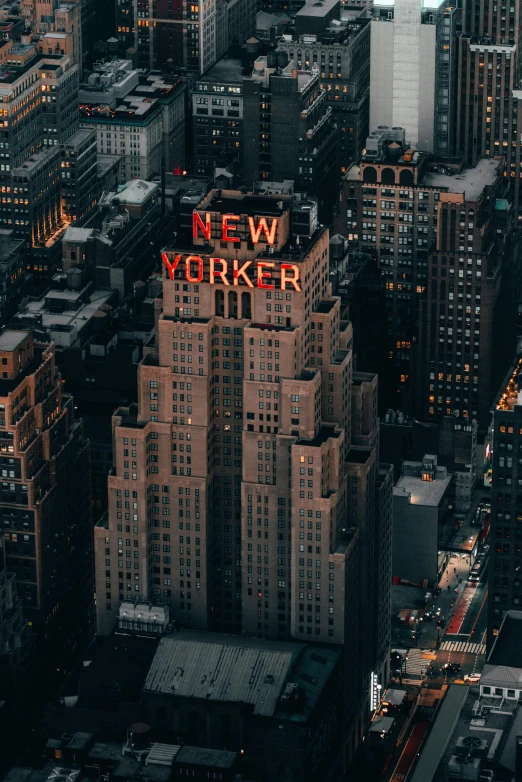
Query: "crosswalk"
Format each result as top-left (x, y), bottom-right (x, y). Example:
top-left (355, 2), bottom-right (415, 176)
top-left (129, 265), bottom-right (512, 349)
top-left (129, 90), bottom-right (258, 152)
top-left (439, 640), bottom-right (486, 655)
top-left (405, 649), bottom-right (427, 677)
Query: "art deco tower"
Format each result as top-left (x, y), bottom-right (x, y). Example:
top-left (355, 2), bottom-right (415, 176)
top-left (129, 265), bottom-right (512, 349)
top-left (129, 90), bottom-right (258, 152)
top-left (95, 193), bottom-right (393, 742)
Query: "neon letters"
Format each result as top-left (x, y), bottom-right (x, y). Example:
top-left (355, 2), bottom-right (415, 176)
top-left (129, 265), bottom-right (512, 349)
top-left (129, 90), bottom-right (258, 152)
top-left (192, 211), bottom-right (279, 246)
top-left (161, 253), bottom-right (301, 292)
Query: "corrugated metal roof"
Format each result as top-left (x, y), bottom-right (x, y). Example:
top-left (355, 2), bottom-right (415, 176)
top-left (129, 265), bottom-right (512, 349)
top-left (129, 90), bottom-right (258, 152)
top-left (144, 633), bottom-right (303, 717)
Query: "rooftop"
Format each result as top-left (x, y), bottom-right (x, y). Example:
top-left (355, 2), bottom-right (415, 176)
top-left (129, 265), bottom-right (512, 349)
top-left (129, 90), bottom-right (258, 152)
top-left (298, 424), bottom-right (341, 448)
top-left (0, 233), bottom-right (23, 262)
top-left (0, 329), bottom-right (30, 352)
top-left (100, 179), bottom-right (158, 206)
top-left (424, 157), bottom-right (502, 202)
top-left (487, 610), bottom-right (522, 668)
top-left (0, 53), bottom-right (63, 90)
top-left (409, 684), bottom-right (470, 782)
top-left (394, 463), bottom-right (452, 507)
top-left (144, 631), bottom-right (304, 717)
top-left (296, 0), bottom-right (340, 19)
top-left (14, 287), bottom-right (114, 346)
top-left (203, 191), bottom-right (288, 217)
top-left (196, 56), bottom-right (244, 86)
top-left (174, 746), bottom-right (237, 769)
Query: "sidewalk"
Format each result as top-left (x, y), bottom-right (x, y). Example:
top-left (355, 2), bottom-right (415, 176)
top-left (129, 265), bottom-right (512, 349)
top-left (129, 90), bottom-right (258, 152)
top-left (416, 555), bottom-right (470, 648)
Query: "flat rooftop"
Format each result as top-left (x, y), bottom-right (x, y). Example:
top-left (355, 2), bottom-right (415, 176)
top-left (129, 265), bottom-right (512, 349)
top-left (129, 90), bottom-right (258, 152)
top-left (12, 145), bottom-right (59, 176)
top-left (0, 329), bottom-right (30, 352)
top-left (424, 157), bottom-right (501, 202)
top-left (100, 179), bottom-right (158, 206)
top-left (203, 191), bottom-right (288, 217)
top-left (409, 684), bottom-right (470, 782)
top-left (394, 470), bottom-right (452, 507)
top-left (196, 56), bottom-right (244, 86)
top-left (296, 0), bottom-right (339, 18)
top-left (488, 610), bottom-right (522, 668)
top-left (0, 236), bottom-right (23, 261)
top-left (174, 746), bottom-right (237, 769)
top-left (14, 288), bottom-right (114, 340)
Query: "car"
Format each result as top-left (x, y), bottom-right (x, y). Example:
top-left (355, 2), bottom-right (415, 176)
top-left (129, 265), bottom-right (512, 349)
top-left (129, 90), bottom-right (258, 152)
top-left (442, 663), bottom-right (462, 675)
top-left (464, 674), bottom-right (481, 683)
top-left (469, 573), bottom-right (480, 582)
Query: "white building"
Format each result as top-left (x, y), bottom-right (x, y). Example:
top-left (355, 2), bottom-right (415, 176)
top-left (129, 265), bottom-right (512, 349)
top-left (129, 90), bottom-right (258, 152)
top-left (370, 0), bottom-right (446, 153)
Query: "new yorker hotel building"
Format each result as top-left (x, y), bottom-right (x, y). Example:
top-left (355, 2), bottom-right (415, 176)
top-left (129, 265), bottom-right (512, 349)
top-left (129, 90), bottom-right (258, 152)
top-left (95, 190), bottom-right (388, 649)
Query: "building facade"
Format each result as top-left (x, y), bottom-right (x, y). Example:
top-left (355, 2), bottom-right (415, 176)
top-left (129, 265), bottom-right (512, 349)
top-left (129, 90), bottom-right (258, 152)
top-left (488, 356), bottom-right (522, 648)
top-left (242, 57), bottom-right (338, 223)
top-left (341, 127), bottom-right (519, 421)
top-left (277, 12), bottom-right (371, 172)
top-left (79, 64), bottom-right (186, 182)
top-left (191, 57), bottom-right (243, 179)
top-left (131, 0), bottom-right (256, 76)
top-left (94, 189), bottom-right (392, 753)
top-left (0, 330), bottom-right (94, 687)
top-left (370, 0), bottom-right (458, 156)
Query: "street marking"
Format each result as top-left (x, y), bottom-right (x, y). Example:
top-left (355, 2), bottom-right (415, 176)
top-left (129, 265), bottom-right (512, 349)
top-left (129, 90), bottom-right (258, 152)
top-left (439, 640), bottom-right (486, 654)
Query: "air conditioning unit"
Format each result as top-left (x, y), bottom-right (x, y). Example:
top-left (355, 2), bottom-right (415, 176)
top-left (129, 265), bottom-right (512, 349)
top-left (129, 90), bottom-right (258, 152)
top-left (456, 736), bottom-right (488, 759)
top-left (448, 755), bottom-right (481, 782)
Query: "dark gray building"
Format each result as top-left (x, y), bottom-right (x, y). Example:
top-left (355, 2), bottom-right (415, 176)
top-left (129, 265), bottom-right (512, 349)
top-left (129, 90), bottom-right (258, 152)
top-left (60, 128), bottom-right (98, 226)
top-left (487, 354), bottom-right (522, 649)
top-left (277, 14), bottom-right (371, 172)
top-left (393, 454), bottom-right (453, 586)
top-left (242, 56), bottom-right (337, 222)
top-left (192, 57), bottom-right (244, 178)
top-left (295, 0), bottom-right (341, 37)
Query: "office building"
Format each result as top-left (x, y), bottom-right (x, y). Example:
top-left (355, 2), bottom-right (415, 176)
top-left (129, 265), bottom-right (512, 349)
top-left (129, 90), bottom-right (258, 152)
top-left (0, 329), bottom-right (94, 688)
top-left (131, 0), bottom-right (256, 76)
top-left (416, 160), bottom-right (520, 430)
top-left (59, 178), bottom-right (175, 302)
top-left (0, 533), bottom-right (34, 701)
top-left (277, 10), bottom-right (371, 171)
top-left (0, 43), bottom-right (87, 279)
top-left (93, 189), bottom-right (392, 757)
top-left (22, 0), bottom-right (82, 69)
top-left (370, 0), bottom-right (459, 155)
top-left (0, 232), bottom-right (27, 322)
top-left (60, 128), bottom-right (98, 225)
top-left (487, 354), bottom-right (522, 647)
top-left (243, 57), bottom-right (338, 222)
top-left (192, 56), bottom-right (244, 179)
top-left (79, 62), bottom-right (186, 182)
top-left (392, 454), bottom-right (453, 585)
top-left (342, 127), bottom-right (519, 419)
top-left (457, 0), bottom-right (521, 178)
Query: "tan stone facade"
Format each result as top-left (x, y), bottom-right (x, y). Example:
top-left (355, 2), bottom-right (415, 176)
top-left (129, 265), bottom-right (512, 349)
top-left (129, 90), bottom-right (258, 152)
top-left (95, 191), bottom-right (390, 667)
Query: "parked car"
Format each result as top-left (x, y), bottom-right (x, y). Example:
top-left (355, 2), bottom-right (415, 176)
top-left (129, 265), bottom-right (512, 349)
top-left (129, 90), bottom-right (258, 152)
top-left (464, 674), bottom-right (481, 683)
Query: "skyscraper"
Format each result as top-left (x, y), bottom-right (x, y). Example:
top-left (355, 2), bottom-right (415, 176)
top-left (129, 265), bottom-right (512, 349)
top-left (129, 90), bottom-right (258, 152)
top-left (370, 0), bottom-right (458, 155)
top-left (242, 57), bottom-right (338, 222)
top-left (457, 0), bottom-right (521, 207)
top-left (94, 191), bottom-right (392, 742)
top-left (0, 330), bottom-right (94, 687)
top-left (487, 354), bottom-right (522, 649)
top-left (131, 0), bottom-right (256, 75)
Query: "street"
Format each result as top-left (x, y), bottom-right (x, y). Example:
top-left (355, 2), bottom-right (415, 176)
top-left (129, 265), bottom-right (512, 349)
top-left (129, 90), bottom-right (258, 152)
top-left (383, 489), bottom-right (490, 782)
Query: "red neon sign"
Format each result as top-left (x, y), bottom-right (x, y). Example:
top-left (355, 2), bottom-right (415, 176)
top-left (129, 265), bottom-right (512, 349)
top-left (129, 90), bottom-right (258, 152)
top-left (193, 211), bottom-right (279, 246)
top-left (161, 253), bottom-right (301, 292)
